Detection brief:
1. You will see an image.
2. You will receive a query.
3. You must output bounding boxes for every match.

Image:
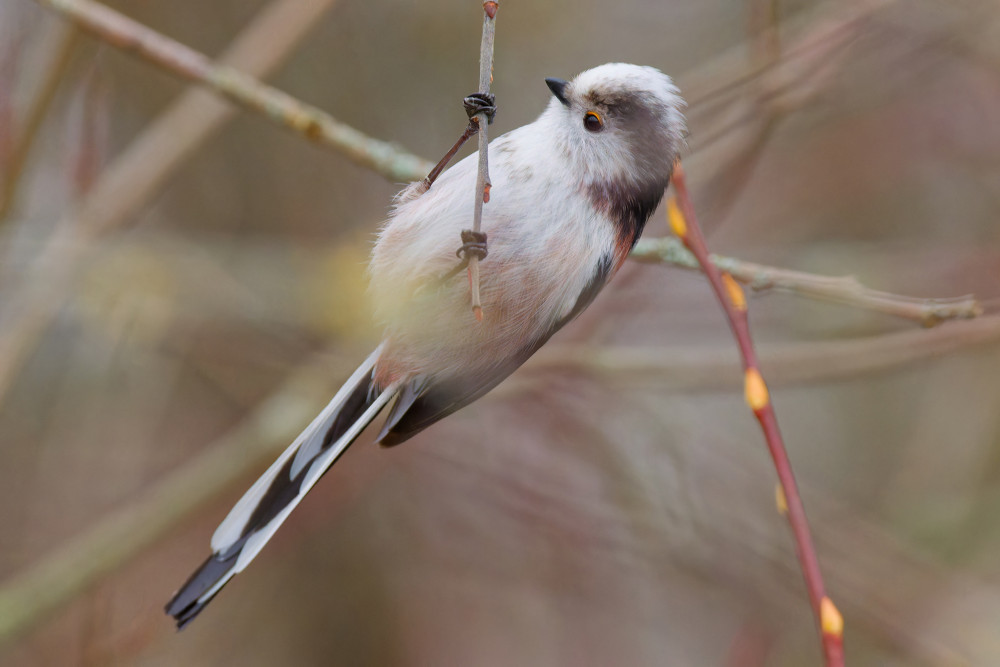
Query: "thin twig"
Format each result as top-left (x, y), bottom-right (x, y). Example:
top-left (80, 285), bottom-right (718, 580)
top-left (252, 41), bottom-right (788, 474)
top-left (32, 0), bottom-right (432, 182)
top-left (668, 162), bottom-right (844, 666)
top-left (630, 237), bottom-right (982, 326)
top-left (748, 0), bottom-right (781, 66)
top-left (466, 1), bottom-right (498, 321)
top-left (0, 20), bottom-right (80, 221)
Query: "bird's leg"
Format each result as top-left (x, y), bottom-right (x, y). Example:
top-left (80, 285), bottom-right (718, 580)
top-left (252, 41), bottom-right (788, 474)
top-left (422, 121), bottom-right (478, 191)
top-left (430, 92), bottom-right (497, 285)
top-left (420, 93), bottom-right (497, 192)
top-left (463, 92), bottom-right (497, 125)
top-left (456, 229), bottom-right (488, 260)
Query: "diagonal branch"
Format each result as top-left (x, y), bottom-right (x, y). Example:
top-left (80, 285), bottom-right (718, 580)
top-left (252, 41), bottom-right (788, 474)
top-left (3, 313), bottom-right (998, 648)
top-left (0, 353), bottom-right (353, 648)
top-left (668, 162), bottom-right (844, 666)
top-left (0, 20), bottom-right (80, 221)
top-left (0, 0), bottom-right (343, 407)
top-left (32, 0), bottom-right (432, 182)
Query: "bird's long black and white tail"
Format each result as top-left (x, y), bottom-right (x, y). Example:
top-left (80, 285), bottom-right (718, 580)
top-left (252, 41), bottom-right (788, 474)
top-left (165, 346), bottom-right (396, 628)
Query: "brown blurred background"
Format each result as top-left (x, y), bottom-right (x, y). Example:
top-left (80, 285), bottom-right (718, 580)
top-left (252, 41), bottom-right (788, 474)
top-left (1, 0), bottom-right (999, 664)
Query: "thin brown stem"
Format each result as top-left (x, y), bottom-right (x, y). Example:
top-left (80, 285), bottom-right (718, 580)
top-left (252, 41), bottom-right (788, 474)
top-left (424, 121), bottom-right (479, 191)
top-left (0, 20), bottom-right (80, 221)
top-left (747, 0), bottom-right (781, 66)
top-left (669, 162), bottom-right (844, 666)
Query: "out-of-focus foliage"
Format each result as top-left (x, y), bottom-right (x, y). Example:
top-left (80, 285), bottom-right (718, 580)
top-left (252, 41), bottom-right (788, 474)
top-left (1, 0), bottom-right (999, 665)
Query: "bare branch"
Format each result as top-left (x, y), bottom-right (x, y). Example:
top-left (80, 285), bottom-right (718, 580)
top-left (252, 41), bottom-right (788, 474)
top-left (32, 0), bottom-right (432, 182)
top-left (631, 237), bottom-right (983, 326)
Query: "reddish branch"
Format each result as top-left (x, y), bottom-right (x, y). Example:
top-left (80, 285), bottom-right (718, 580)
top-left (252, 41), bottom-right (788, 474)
top-left (668, 162), bottom-right (845, 666)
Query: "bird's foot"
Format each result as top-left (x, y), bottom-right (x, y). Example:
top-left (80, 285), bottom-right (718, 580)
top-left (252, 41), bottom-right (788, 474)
top-left (456, 230), bottom-right (488, 261)
top-left (463, 93), bottom-right (497, 125)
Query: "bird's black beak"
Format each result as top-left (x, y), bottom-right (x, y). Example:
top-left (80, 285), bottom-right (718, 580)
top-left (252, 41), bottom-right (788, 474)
top-left (545, 77), bottom-right (570, 107)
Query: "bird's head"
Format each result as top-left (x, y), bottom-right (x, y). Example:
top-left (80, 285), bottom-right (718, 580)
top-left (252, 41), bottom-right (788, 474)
top-left (542, 63), bottom-right (686, 188)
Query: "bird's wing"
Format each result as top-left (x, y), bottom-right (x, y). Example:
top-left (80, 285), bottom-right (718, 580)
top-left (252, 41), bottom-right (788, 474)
top-left (377, 253), bottom-right (613, 447)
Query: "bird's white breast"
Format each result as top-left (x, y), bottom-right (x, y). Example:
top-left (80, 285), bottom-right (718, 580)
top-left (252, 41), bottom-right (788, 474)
top-left (369, 119), bottom-right (616, 386)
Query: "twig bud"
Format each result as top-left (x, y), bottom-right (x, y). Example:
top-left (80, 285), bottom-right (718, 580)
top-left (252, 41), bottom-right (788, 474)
top-left (667, 197), bottom-right (687, 239)
top-left (722, 273), bottom-right (747, 311)
top-left (820, 597), bottom-right (844, 639)
top-left (744, 368), bottom-right (769, 411)
top-left (775, 483), bottom-right (788, 515)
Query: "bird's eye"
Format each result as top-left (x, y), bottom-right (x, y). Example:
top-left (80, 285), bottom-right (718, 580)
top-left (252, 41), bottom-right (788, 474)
top-left (583, 111), bottom-right (604, 132)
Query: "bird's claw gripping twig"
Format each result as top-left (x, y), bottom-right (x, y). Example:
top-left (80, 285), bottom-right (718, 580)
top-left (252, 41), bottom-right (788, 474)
top-left (421, 94), bottom-right (497, 193)
top-left (437, 230), bottom-right (488, 284)
top-left (463, 92), bottom-right (497, 125)
top-left (456, 229), bottom-right (488, 260)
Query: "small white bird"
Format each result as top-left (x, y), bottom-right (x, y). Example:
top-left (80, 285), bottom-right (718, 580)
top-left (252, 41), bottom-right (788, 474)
top-left (166, 63), bottom-right (686, 627)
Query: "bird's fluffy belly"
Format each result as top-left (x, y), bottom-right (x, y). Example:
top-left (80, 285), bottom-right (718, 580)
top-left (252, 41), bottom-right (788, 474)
top-left (371, 215), bottom-right (608, 387)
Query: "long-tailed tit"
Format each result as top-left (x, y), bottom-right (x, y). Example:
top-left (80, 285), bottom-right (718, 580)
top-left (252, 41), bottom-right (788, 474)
top-left (166, 63), bottom-right (686, 627)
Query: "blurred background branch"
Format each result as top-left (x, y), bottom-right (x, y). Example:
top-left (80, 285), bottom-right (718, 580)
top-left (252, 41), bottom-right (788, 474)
top-left (0, 0), bottom-right (343, 406)
top-left (0, 20), bottom-right (79, 221)
top-left (0, 352), bottom-right (353, 646)
top-left (1, 0), bottom-right (998, 665)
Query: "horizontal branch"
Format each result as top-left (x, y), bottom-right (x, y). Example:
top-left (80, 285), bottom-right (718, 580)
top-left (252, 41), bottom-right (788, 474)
top-left (631, 237), bottom-right (983, 327)
top-left (34, 0), bottom-right (433, 182)
top-left (523, 314), bottom-right (1000, 390)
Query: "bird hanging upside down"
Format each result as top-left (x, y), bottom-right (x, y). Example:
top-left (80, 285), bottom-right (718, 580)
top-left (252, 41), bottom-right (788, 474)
top-left (166, 63), bottom-right (686, 628)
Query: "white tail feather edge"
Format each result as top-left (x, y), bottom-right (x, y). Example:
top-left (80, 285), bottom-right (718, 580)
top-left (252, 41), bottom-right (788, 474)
top-left (233, 386), bottom-right (396, 572)
top-left (192, 376), bottom-right (399, 610)
top-left (210, 346), bottom-right (384, 553)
